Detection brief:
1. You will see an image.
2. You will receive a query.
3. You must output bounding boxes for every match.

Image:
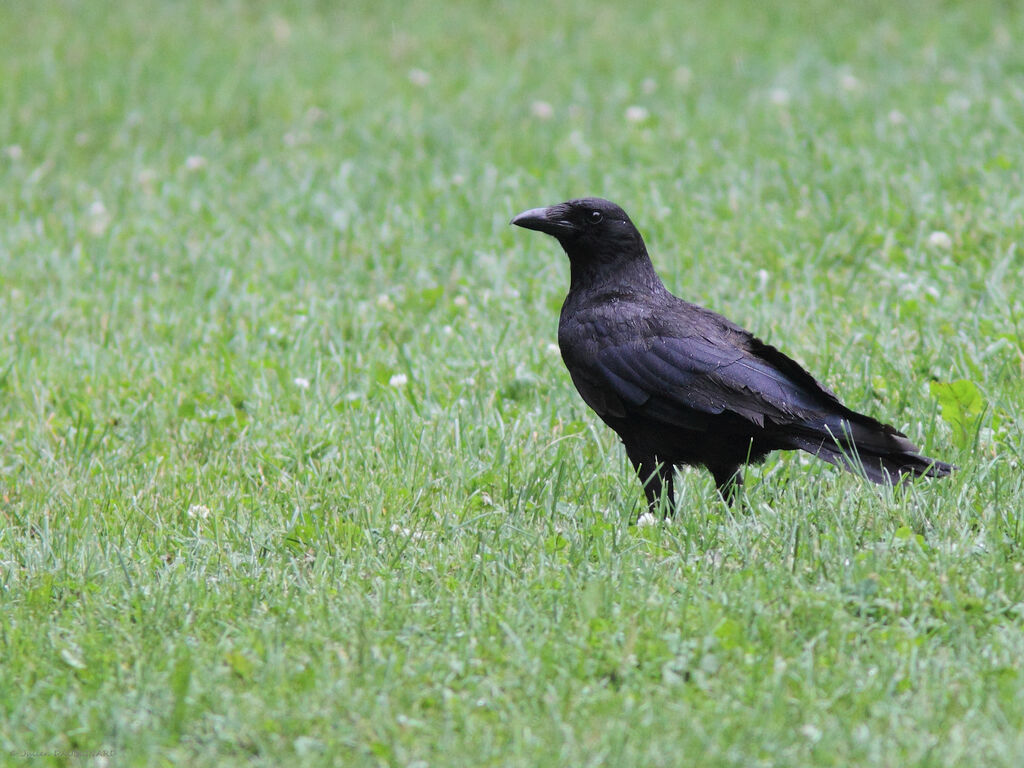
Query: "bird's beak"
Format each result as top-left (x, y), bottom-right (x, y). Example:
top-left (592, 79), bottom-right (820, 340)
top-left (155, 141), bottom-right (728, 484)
top-left (510, 206), bottom-right (575, 237)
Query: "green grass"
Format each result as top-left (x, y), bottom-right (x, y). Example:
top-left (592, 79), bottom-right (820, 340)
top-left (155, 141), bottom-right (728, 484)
top-left (2, 0), bottom-right (1023, 765)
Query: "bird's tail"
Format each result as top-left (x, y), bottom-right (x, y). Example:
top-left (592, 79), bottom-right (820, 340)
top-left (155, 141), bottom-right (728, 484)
top-left (787, 415), bottom-right (954, 485)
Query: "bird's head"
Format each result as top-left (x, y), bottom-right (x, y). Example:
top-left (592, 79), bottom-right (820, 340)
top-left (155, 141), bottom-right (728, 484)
top-left (511, 198), bottom-right (644, 263)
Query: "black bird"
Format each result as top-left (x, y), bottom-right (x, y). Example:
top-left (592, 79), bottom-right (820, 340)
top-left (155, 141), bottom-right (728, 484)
top-left (511, 197), bottom-right (953, 514)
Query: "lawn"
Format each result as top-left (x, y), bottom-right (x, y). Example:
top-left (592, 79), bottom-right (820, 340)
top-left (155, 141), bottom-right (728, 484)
top-left (1, 0), bottom-right (1023, 765)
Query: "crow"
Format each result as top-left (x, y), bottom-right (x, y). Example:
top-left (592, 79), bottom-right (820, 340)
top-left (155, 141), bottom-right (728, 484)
top-left (511, 197), bottom-right (953, 514)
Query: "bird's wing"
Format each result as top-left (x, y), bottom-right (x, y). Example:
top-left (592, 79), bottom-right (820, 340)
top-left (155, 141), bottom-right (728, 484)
top-left (583, 332), bottom-right (834, 430)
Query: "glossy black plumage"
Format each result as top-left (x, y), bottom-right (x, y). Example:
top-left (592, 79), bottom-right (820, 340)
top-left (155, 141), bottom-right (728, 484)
top-left (512, 197), bottom-right (953, 514)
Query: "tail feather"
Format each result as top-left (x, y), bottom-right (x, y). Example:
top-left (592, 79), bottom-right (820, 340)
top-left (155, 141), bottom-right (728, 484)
top-left (787, 414), bottom-right (954, 485)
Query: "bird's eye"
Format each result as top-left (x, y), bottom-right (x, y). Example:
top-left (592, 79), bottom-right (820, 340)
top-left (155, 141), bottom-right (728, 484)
top-left (588, 210), bottom-right (603, 223)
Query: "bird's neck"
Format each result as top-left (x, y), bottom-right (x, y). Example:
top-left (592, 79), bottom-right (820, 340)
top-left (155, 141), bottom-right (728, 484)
top-left (566, 248), bottom-right (666, 297)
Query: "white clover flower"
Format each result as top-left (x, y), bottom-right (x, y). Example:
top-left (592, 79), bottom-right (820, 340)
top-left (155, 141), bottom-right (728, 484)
top-left (188, 504), bottom-right (211, 520)
top-left (185, 155), bottom-right (207, 171)
top-left (800, 723), bottom-right (822, 743)
top-left (625, 105), bottom-right (649, 123)
top-left (927, 231), bottom-right (953, 250)
top-left (389, 373), bottom-right (408, 388)
top-left (87, 201), bottom-right (110, 235)
top-left (839, 73), bottom-right (860, 92)
top-left (637, 512), bottom-right (657, 527)
top-left (407, 68), bottom-right (431, 87)
top-left (531, 100), bottom-right (554, 120)
top-left (390, 524), bottom-right (428, 541)
top-left (453, 295), bottom-right (469, 307)
top-left (293, 377), bottom-right (310, 389)
top-left (888, 109), bottom-right (907, 125)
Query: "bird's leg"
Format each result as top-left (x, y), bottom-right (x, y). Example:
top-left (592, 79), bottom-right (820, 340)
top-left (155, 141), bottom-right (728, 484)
top-left (711, 465), bottom-right (743, 506)
top-left (660, 463), bottom-right (675, 518)
top-left (626, 447), bottom-right (675, 517)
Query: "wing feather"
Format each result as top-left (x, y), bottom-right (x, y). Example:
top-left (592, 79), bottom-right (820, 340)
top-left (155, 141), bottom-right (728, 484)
top-left (588, 334), bottom-right (827, 429)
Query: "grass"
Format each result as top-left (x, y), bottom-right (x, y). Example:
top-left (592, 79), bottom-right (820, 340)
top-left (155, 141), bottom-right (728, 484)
top-left (1, 0), bottom-right (1023, 765)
